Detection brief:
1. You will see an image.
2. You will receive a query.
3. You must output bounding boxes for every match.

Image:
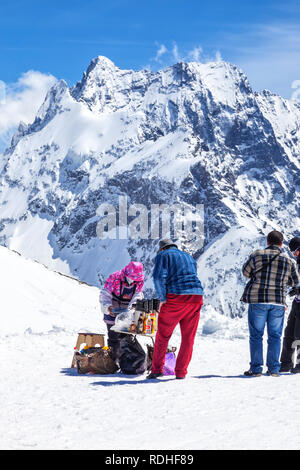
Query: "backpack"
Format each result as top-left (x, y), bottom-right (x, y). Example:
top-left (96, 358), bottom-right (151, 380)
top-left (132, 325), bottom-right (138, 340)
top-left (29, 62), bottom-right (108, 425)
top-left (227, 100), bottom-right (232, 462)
top-left (119, 335), bottom-right (147, 375)
top-left (75, 347), bottom-right (119, 375)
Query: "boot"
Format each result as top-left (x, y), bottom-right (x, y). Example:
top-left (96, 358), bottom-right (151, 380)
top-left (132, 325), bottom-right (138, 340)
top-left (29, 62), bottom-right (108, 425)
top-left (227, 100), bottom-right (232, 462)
top-left (244, 369), bottom-right (262, 377)
top-left (279, 363), bottom-right (292, 373)
top-left (147, 372), bottom-right (163, 379)
top-left (266, 370), bottom-right (280, 377)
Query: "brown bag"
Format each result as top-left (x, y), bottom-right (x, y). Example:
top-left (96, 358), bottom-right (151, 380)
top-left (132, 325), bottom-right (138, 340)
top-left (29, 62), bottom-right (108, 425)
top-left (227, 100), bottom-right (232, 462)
top-left (75, 348), bottom-right (118, 375)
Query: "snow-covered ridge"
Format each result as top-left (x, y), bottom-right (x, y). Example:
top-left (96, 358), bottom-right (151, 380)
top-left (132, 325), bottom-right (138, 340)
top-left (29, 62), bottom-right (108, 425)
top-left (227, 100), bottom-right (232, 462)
top-left (0, 55), bottom-right (299, 317)
top-left (0, 245), bottom-right (101, 336)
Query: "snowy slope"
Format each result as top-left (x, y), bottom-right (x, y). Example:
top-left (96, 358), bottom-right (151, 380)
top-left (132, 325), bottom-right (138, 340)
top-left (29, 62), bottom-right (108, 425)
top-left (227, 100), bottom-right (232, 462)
top-left (1, 246), bottom-right (300, 450)
top-left (0, 56), bottom-right (299, 317)
top-left (0, 245), bottom-right (102, 336)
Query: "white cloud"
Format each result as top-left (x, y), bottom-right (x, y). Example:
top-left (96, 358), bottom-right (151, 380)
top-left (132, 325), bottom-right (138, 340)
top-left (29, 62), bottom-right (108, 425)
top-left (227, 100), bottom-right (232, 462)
top-left (150, 19), bottom-right (300, 98)
top-left (150, 42), bottom-right (220, 69)
top-left (188, 46), bottom-right (203, 62)
top-left (172, 43), bottom-right (181, 62)
top-left (291, 80), bottom-right (300, 101)
top-left (0, 81), bottom-right (5, 105)
top-left (0, 71), bottom-right (57, 152)
top-left (215, 50), bottom-right (222, 62)
top-left (221, 21), bottom-right (300, 97)
top-left (155, 43), bottom-right (168, 62)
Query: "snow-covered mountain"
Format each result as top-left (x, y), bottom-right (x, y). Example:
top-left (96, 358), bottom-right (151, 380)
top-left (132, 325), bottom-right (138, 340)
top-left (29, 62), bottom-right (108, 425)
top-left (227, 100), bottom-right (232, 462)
top-left (0, 56), bottom-right (299, 316)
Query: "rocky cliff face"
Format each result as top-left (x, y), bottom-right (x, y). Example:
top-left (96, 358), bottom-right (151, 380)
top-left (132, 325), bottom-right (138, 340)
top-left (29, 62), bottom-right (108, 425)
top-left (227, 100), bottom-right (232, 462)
top-left (0, 56), bottom-right (299, 316)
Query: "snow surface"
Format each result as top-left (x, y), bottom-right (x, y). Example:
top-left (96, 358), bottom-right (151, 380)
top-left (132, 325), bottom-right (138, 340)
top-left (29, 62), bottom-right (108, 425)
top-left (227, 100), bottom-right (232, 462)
top-left (1, 247), bottom-right (300, 450)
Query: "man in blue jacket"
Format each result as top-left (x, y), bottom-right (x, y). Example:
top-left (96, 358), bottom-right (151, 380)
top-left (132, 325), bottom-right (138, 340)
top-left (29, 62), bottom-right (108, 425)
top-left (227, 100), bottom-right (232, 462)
top-left (147, 239), bottom-right (204, 380)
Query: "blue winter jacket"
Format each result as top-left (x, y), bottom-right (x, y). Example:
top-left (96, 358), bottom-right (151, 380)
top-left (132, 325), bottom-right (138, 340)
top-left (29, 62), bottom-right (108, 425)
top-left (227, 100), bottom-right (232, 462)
top-left (152, 247), bottom-right (204, 301)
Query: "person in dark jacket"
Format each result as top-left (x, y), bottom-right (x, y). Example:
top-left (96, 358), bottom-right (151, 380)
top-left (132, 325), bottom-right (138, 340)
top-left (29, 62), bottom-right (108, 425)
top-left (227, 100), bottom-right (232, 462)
top-left (241, 231), bottom-right (300, 377)
top-left (147, 239), bottom-right (204, 380)
top-left (280, 237), bottom-right (300, 373)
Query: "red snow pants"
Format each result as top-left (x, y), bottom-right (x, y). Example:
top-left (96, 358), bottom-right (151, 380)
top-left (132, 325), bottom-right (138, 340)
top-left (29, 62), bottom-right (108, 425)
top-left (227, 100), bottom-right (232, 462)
top-left (151, 294), bottom-right (203, 378)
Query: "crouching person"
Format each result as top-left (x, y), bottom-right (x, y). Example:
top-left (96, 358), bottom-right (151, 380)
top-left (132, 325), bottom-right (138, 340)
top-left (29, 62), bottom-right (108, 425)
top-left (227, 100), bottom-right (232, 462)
top-left (147, 239), bottom-right (204, 380)
top-left (100, 261), bottom-right (144, 363)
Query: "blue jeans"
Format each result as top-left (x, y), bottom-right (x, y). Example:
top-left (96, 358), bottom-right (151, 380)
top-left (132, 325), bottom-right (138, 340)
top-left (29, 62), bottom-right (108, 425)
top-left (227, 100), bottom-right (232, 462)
top-left (248, 304), bottom-right (285, 373)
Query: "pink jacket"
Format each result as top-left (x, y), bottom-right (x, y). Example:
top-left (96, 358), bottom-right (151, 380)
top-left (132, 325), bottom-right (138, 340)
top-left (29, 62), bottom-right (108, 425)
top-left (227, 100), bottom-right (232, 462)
top-left (100, 262), bottom-right (144, 323)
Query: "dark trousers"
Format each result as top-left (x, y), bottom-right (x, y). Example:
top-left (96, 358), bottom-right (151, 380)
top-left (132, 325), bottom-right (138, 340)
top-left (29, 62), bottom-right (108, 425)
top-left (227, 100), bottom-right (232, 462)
top-left (280, 300), bottom-right (300, 367)
top-left (106, 325), bottom-right (127, 363)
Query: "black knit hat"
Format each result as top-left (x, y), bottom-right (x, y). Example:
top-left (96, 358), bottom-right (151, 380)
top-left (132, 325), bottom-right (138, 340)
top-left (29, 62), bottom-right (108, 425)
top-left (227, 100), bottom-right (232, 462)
top-left (289, 237), bottom-right (300, 252)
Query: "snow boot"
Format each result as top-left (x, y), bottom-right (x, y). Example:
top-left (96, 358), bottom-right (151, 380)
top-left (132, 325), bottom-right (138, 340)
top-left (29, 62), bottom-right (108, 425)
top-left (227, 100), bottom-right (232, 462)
top-left (244, 369), bottom-right (262, 377)
top-left (279, 363), bottom-right (292, 373)
top-left (266, 370), bottom-right (280, 377)
top-left (291, 365), bottom-right (300, 374)
top-left (146, 372), bottom-right (163, 379)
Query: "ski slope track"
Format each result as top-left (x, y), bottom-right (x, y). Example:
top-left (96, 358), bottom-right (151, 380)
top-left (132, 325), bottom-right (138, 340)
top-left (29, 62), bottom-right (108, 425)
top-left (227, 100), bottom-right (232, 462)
top-left (0, 56), bottom-right (299, 316)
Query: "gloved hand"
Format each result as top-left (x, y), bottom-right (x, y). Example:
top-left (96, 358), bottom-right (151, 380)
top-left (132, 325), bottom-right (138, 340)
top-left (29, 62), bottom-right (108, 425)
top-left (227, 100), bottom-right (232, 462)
top-left (289, 287), bottom-right (300, 297)
top-left (104, 305), bottom-right (115, 317)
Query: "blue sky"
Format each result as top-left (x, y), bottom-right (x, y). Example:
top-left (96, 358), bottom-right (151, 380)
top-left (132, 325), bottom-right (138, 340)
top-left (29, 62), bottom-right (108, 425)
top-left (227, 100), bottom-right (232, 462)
top-left (0, 0), bottom-right (300, 97)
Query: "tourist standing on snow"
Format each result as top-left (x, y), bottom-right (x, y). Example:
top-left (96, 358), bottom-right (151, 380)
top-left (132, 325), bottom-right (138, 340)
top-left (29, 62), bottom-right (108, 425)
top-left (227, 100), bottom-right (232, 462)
top-left (280, 237), bottom-right (300, 374)
top-left (100, 261), bottom-right (144, 362)
top-left (147, 239), bottom-right (204, 380)
top-left (241, 231), bottom-right (300, 377)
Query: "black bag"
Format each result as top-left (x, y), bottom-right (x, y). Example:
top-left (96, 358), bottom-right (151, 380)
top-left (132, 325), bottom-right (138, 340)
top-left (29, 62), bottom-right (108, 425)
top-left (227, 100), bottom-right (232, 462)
top-left (119, 335), bottom-right (147, 375)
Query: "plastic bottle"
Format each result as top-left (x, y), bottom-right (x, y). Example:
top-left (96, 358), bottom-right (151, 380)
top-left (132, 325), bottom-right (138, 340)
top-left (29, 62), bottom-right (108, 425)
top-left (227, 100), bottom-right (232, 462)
top-left (142, 312), bottom-right (147, 334)
top-left (137, 314), bottom-right (144, 334)
top-left (150, 312), bottom-right (156, 334)
top-left (145, 313), bottom-right (152, 335)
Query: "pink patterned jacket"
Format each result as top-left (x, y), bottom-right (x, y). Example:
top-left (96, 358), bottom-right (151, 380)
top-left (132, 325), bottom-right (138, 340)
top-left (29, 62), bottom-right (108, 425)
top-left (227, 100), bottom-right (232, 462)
top-left (100, 262), bottom-right (144, 324)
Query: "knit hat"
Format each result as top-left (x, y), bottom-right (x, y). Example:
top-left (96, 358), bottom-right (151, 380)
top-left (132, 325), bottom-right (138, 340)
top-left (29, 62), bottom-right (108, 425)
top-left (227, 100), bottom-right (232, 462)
top-left (289, 237), bottom-right (300, 253)
top-left (104, 261), bottom-right (144, 295)
top-left (122, 261), bottom-right (144, 282)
